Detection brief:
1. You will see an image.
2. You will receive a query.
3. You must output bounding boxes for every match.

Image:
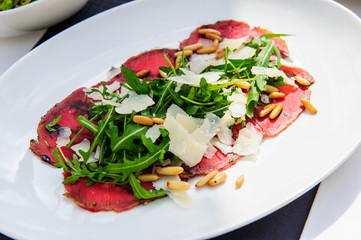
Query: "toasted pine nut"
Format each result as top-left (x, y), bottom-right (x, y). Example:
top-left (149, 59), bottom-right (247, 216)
top-left (159, 69), bottom-right (167, 78)
top-left (135, 69), bottom-right (150, 78)
top-left (133, 115), bottom-right (154, 126)
top-left (152, 117), bottom-right (165, 124)
top-left (265, 85), bottom-right (280, 93)
top-left (269, 92), bottom-right (286, 99)
top-left (195, 170), bottom-right (219, 188)
top-left (301, 98), bottom-right (318, 114)
top-left (184, 43), bottom-right (203, 51)
top-left (167, 181), bottom-right (190, 191)
top-left (205, 33), bottom-right (223, 42)
top-left (235, 174), bottom-right (245, 188)
top-left (156, 166), bottom-right (184, 176)
top-left (259, 103), bottom-right (276, 117)
top-left (295, 76), bottom-right (310, 86)
top-left (216, 50), bottom-right (225, 60)
top-left (174, 49), bottom-right (193, 57)
top-left (175, 56), bottom-right (181, 68)
top-left (137, 174), bottom-right (160, 182)
top-left (269, 103), bottom-right (283, 119)
top-left (198, 28), bottom-right (222, 36)
top-left (208, 172), bottom-right (227, 187)
top-left (234, 81), bottom-right (251, 90)
top-left (197, 47), bottom-right (217, 54)
top-left (211, 39), bottom-right (219, 49)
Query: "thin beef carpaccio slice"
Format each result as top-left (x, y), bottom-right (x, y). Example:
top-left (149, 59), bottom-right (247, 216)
top-left (63, 172), bottom-right (154, 212)
top-left (181, 152), bottom-right (242, 179)
top-left (30, 88), bottom-right (94, 164)
top-left (121, 48), bottom-right (177, 79)
top-left (179, 20), bottom-right (251, 48)
top-left (179, 20), bottom-right (289, 58)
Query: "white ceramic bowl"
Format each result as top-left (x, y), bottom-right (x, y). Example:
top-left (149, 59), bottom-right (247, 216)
top-left (0, 0), bottom-right (88, 37)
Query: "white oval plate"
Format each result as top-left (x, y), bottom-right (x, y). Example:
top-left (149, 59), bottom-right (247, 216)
top-left (0, 0), bottom-right (360, 239)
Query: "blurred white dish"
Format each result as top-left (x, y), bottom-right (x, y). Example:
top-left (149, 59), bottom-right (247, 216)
top-left (0, 0), bottom-right (88, 37)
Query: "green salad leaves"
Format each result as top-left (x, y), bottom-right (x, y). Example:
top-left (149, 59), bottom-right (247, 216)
top-left (0, 0), bottom-right (35, 11)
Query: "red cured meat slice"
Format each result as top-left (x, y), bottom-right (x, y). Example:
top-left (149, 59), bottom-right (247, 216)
top-left (280, 65), bottom-right (315, 84)
top-left (181, 151), bottom-right (242, 179)
top-left (248, 27), bottom-right (290, 58)
top-left (121, 48), bottom-right (177, 79)
top-left (233, 84), bottom-right (311, 138)
top-left (180, 20), bottom-right (251, 48)
top-left (30, 88), bottom-right (94, 164)
top-left (62, 172), bottom-right (154, 212)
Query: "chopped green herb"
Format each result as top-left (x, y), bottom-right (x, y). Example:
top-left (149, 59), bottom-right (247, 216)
top-left (45, 115), bottom-right (62, 132)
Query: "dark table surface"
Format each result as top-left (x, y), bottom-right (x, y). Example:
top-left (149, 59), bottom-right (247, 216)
top-left (0, 0), bottom-right (320, 239)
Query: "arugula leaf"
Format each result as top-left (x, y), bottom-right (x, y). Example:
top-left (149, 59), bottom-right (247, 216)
top-left (121, 65), bottom-right (149, 94)
top-left (107, 122), bottom-right (148, 153)
top-left (103, 139), bottom-right (170, 177)
top-left (129, 173), bottom-right (167, 199)
top-left (45, 115), bottom-right (62, 132)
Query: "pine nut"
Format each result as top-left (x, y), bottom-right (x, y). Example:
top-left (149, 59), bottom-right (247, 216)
top-left (175, 56), bottom-right (181, 68)
top-left (205, 33), bottom-right (223, 42)
top-left (184, 43), bottom-right (203, 51)
top-left (159, 69), bottom-right (167, 78)
top-left (196, 47), bottom-right (217, 54)
top-left (265, 85), bottom-right (279, 93)
top-left (269, 92), bottom-right (286, 99)
top-left (211, 39), bottom-right (219, 49)
top-left (269, 103), bottom-right (283, 119)
top-left (216, 50), bottom-right (225, 60)
top-left (152, 117), bottom-right (165, 124)
top-left (208, 172), bottom-right (227, 187)
top-left (234, 81), bottom-right (251, 90)
top-left (195, 170), bottom-right (219, 188)
top-left (135, 69), bottom-right (150, 78)
top-left (301, 98), bottom-right (318, 114)
top-left (294, 76), bottom-right (310, 86)
top-left (258, 103), bottom-right (276, 117)
top-left (174, 49), bottom-right (193, 57)
top-left (235, 174), bottom-right (245, 188)
top-left (167, 181), bottom-right (190, 191)
top-left (156, 166), bottom-right (184, 176)
top-left (198, 28), bottom-right (222, 36)
top-left (137, 174), bottom-right (160, 182)
top-left (133, 115), bottom-right (154, 126)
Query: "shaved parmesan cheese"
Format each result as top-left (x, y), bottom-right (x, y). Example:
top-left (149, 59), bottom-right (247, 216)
top-left (70, 139), bottom-right (99, 163)
top-left (210, 138), bottom-right (234, 155)
top-left (107, 66), bottom-right (121, 79)
top-left (168, 68), bottom-right (221, 86)
top-left (233, 123), bottom-right (263, 156)
top-left (251, 66), bottom-right (284, 77)
top-left (115, 93), bottom-right (154, 114)
top-left (85, 81), bottom-right (120, 101)
top-left (188, 53), bottom-right (217, 74)
top-left (163, 104), bottom-right (220, 167)
top-left (251, 66), bottom-right (293, 85)
top-left (57, 127), bottom-right (72, 148)
top-left (145, 125), bottom-right (164, 142)
top-left (228, 101), bottom-right (247, 118)
top-left (71, 139), bottom-right (90, 160)
top-left (102, 99), bottom-right (121, 107)
top-left (229, 46), bottom-right (256, 60)
top-left (218, 37), bottom-right (246, 51)
top-left (227, 91), bottom-right (247, 104)
top-left (153, 175), bottom-right (195, 209)
top-left (204, 143), bottom-right (217, 159)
